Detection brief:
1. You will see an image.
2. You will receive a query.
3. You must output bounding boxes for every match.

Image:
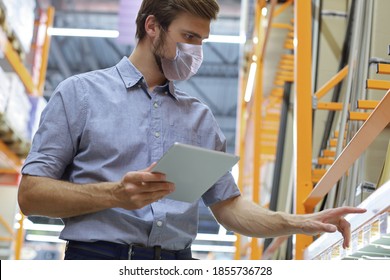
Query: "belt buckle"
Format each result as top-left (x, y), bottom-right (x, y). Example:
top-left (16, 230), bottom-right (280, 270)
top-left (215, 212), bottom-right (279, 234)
top-left (128, 244), bottom-right (138, 260)
top-left (128, 244), bottom-right (163, 260)
top-left (154, 246), bottom-right (162, 260)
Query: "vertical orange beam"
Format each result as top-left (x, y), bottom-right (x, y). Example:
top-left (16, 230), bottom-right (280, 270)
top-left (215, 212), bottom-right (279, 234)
top-left (234, 234), bottom-right (242, 260)
top-left (14, 213), bottom-right (25, 260)
top-left (234, 74), bottom-right (248, 260)
top-left (294, 0), bottom-right (313, 259)
top-left (249, 0), bottom-right (266, 260)
top-left (250, 58), bottom-right (263, 260)
top-left (37, 6), bottom-right (55, 95)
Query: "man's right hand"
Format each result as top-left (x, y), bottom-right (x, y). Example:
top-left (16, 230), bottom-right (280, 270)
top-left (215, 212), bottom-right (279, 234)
top-left (114, 162), bottom-right (175, 210)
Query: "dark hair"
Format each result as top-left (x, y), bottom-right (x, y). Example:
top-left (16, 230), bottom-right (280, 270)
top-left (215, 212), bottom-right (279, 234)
top-left (135, 0), bottom-right (219, 40)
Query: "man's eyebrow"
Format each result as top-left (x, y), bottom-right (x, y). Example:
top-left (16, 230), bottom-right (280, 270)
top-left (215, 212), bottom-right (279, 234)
top-left (181, 29), bottom-right (208, 40)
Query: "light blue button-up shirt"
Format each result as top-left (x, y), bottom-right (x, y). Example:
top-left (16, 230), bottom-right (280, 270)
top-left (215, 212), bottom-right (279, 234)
top-left (22, 57), bottom-right (240, 250)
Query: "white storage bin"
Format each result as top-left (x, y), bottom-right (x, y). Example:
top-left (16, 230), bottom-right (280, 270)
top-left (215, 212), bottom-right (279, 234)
top-left (3, 72), bottom-right (32, 140)
top-left (0, 66), bottom-right (10, 114)
top-left (1, 0), bottom-right (36, 53)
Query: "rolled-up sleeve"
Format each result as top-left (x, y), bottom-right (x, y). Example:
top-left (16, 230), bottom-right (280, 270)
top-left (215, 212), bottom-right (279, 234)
top-left (202, 171), bottom-right (241, 207)
top-left (22, 76), bottom-right (86, 179)
top-left (201, 124), bottom-right (241, 206)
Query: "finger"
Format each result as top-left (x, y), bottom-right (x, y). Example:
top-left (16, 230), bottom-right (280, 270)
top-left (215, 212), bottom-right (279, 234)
top-left (142, 162), bottom-right (157, 172)
top-left (331, 207), bottom-right (367, 217)
top-left (123, 171), bottom-right (166, 183)
top-left (338, 218), bottom-right (351, 249)
top-left (138, 181), bottom-right (175, 193)
top-left (150, 189), bottom-right (173, 201)
top-left (302, 221), bottom-right (336, 235)
top-left (320, 223), bottom-right (337, 233)
top-left (118, 182), bottom-right (174, 210)
top-left (135, 188), bottom-right (173, 205)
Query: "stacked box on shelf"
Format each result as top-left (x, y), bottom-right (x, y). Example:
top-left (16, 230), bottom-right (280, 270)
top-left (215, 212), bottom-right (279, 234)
top-left (4, 73), bottom-right (32, 139)
top-left (0, 0), bottom-right (35, 54)
top-left (0, 72), bottom-right (32, 157)
top-left (0, 65), bottom-right (10, 114)
top-left (0, 65), bottom-right (13, 169)
top-left (0, 65), bottom-right (12, 149)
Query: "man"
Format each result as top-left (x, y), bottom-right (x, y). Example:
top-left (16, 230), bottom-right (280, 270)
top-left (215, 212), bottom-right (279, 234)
top-left (18, 0), bottom-right (365, 260)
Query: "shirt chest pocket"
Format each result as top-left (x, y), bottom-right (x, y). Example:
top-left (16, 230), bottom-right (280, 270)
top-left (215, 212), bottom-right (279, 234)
top-left (164, 128), bottom-right (201, 151)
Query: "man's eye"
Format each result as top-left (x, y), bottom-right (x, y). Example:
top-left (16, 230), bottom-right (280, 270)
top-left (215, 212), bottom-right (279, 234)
top-left (184, 33), bottom-right (194, 40)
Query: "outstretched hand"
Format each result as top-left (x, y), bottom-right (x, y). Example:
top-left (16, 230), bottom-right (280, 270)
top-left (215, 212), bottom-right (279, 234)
top-left (300, 207), bottom-right (366, 248)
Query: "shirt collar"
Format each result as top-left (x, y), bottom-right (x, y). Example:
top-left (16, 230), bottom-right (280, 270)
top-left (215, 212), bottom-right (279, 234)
top-left (116, 57), bottom-right (178, 100)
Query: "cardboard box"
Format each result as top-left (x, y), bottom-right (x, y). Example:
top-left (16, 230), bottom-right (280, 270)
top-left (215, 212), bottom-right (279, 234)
top-left (0, 65), bottom-right (10, 114)
top-left (3, 72), bottom-right (31, 140)
top-left (0, 0), bottom-right (35, 53)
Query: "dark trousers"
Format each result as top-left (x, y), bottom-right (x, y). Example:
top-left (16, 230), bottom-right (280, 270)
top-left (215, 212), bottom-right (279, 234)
top-left (64, 240), bottom-right (193, 260)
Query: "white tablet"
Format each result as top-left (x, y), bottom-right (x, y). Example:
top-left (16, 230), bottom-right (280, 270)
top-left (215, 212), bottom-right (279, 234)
top-left (151, 142), bottom-right (240, 203)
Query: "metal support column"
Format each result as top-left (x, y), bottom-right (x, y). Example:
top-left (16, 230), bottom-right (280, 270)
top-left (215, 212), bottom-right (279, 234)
top-left (250, 58), bottom-right (263, 260)
top-left (333, 0), bottom-right (364, 208)
top-left (294, 0), bottom-right (313, 260)
top-left (343, 0), bottom-right (374, 207)
top-left (264, 82), bottom-right (291, 251)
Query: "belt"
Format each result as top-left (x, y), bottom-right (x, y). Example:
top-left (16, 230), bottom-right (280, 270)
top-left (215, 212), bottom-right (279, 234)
top-left (66, 240), bottom-right (193, 260)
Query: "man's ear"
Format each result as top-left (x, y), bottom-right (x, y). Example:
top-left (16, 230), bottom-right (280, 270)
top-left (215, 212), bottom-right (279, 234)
top-left (144, 15), bottom-right (160, 38)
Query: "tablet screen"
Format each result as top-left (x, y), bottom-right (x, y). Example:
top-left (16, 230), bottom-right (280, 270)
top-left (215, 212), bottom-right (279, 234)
top-left (151, 143), bottom-right (240, 203)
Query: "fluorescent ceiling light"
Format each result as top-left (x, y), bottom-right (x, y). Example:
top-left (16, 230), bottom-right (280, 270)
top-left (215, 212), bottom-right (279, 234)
top-left (191, 244), bottom-right (236, 253)
top-left (244, 62), bottom-right (258, 102)
top-left (205, 34), bottom-right (246, 44)
top-left (48, 27), bottom-right (245, 44)
top-left (48, 27), bottom-right (119, 38)
top-left (25, 234), bottom-right (65, 243)
top-left (196, 233), bottom-right (237, 242)
top-left (21, 222), bottom-right (64, 232)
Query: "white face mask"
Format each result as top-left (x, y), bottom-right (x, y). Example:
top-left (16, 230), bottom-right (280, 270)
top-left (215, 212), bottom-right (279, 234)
top-left (161, 43), bottom-right (203, 81)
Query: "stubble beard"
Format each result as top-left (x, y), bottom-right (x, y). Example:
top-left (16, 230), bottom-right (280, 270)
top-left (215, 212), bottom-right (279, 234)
top-left (152, 31), bottom-right (166, 75)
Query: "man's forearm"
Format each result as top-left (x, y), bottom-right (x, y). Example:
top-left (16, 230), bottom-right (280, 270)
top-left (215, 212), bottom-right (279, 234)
top-left (18, 175), bottom-right (118, 218)
top-left (211, 196), bottom-right (303, 238)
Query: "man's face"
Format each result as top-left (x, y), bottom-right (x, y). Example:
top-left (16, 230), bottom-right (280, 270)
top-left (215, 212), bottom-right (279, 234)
top-left (152, 12), bottom-right (210, 70)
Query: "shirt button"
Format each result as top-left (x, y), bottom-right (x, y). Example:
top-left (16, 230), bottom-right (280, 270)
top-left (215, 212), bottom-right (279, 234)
top-left (155, 132), bottom-right (160, 138)
top-left (153, 102), bottom-right (159, 108)
top-left (156, 221), bottom-right (163, 227)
